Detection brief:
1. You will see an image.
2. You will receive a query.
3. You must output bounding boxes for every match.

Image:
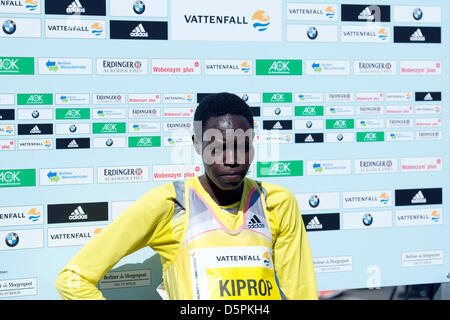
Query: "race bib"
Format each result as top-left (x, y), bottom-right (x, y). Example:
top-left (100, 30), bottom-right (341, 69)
top-left (190, 246), bottom-right (281, 300)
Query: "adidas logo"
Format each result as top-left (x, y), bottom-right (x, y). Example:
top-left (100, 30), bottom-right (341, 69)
top-left (424, 93), bottom-right (433, 101)
top-left (411, 191), bottom-right (427, 204)
top-left (30, 125), bottom-right (41, 134)
top-left (67, 139), bottom-right (79, 148)
top-left (130, 23), bottom-right (148, 38)
top-left (66, 0), bottom-right (85, 14)
top-left (304, 134), bottom-right (314, 142)
top-left (248, 215), bottom-right (265, 229)
top-left (69, 206), bottom-right (88, 220)
top-left (358, 6), bottom-right (375, 21)
top-left (272, 121), bottom-right (283, 129)
top-left (306, 216), bottom-right (323, 230)
top-left (410, 28), bottom-right (425, 42)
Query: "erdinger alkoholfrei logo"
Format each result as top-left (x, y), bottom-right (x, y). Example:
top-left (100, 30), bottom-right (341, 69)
top-left (2, 20), bottom-right (16, 35)
top-left (252, 10), bottom-right (270, 31)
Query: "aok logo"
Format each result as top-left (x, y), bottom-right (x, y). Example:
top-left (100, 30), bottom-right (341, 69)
top-left (258, 161), bottom-right (302, 177)
top-left (326, 119), bottom-right (354, 129)
top-left (270, 162), bottom-right (291, 174)
top-left (129, 136), bottom-right (161, 148)
top-left (27, 95), bottom-right (43, 104)
top-left (65, 109), bottom-right (81, 119)
top-left (138, 137), bottom-right (153, 146)
top-left (101, 123), bottom-right (117, 132)
top-left (256, 59), bottom-right (302, 76)
top-left (357, 132), bottom-right (384, 142)
top-left (333, 120), bottom-right (347, 129)
top-left (303, 106), bottom-right (316, 115)
top-left (269, 93), bottom-right (287, 103)
top-left (269, 61), bottom-right (290, 73)
top-left (0, 169), bottom-right (35, 187)
top-left (364, 132), bottom-right (377, 141)
top-left (295, 106), bottom-right (324, 117)
top-left (0, 58), bottom-right (18, 71)
top-left (0, 171), bottom-right (20, 184)
top-left (94, 122), bottom-right (125, 134)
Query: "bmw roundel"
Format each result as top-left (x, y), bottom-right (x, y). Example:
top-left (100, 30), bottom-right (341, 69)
top-left (2, 20), bottom-right (16, 35)
top-left (413, 8), bottom-right (423, 21)
top-left (362, 213), bottom-right (373, 226)
top-left (106, 138), bottom-right (114, 147)
top-left (69, 124), bottom-right (77, 133)
top-left (133, 0), bottom-right (146, 15)
top-left (5, 232), bottom-right (19, 247)
top-left (32, 110), bottom-right (40, 119)
top-left (307, 26), bottom-right (318, 40)
top-left (309, 195), bottom-right (320, 208)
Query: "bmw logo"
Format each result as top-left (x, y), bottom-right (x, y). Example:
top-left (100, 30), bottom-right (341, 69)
top-left (362, 213), bottom-right (373, 226)
top-left (133, 0), bottom-right (146, 15)
top-left (2, 20), bottom-right (16, 35)
top-left (5, 232), bottom-right (19, 247)
top-left (413, 8), bottom-right (423, 21)
top-left (69, 124), bottom-right (77, 133)
top-left (337, 133), bottom-right (344, 141)
top-left (306, 121), bottom-right (313, 129)
top-left (274, 107), bottom-right (281, 115)
top-left (106, 138), bottom-right (114, 147)
top-left (241, 94), bottom-right (249, 102)
top-left (307, 27), bottom-right (318, 40)
top-left (32, 110), bottom-right (40, 119)
top-left (309, 195), bottom-right (320, 208)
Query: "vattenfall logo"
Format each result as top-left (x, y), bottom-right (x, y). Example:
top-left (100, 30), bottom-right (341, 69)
top-left (183, 10), bottom-right (270, 32)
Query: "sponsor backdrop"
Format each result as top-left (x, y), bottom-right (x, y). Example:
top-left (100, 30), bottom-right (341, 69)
top-left (0, 0), bottom-right (448, 299)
